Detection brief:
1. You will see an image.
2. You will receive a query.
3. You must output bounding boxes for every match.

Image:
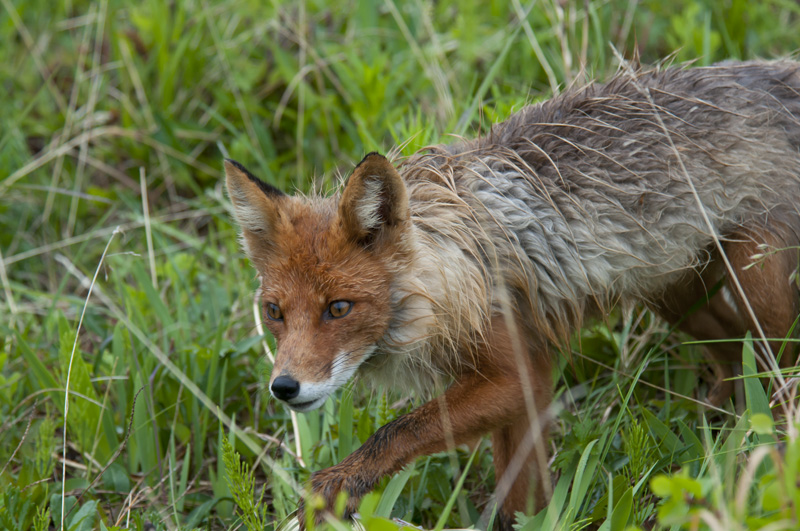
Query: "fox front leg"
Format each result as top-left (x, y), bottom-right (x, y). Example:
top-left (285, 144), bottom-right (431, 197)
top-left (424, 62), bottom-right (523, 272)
top-left (299, 376), bottom-right (539, 526)
top-left (299, 316), bottom-right (553, 528)
top-left (300, 372), bottom-right (550, 524)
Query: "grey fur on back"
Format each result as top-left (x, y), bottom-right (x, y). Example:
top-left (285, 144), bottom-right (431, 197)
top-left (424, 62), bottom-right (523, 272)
top-left (399, 61), bottom-right (800, 337)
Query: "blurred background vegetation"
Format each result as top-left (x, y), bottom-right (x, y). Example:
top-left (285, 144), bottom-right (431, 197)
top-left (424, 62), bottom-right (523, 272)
top-left (2, 0), bottom-right (800, 529)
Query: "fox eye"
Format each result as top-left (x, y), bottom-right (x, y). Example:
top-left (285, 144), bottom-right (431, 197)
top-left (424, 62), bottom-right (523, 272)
top-left (327, 301), bottom-right (353, 319)
top-left (265, 303), bottom-right (283, 321)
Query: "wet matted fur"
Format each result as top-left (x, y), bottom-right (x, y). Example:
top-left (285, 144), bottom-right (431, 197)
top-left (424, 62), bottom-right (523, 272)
top-left (226, 60), bottom-right (800, 529)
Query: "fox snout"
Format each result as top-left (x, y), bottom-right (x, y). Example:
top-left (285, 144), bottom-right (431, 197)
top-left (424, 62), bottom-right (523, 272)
top-left (269, 345), bottom-right (373, 412)
top-left (269, 369), bottom-right (329, 412)
top-left (269, 372), bottom-right (328, 412)
top-left (268, 351), bottom-right (365, 411)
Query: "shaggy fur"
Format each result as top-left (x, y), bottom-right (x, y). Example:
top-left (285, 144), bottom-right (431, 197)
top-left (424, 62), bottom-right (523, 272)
top-left (364, 60), bottom-right (800, 395)
top-left (226, 60), bottom-right (800, 529)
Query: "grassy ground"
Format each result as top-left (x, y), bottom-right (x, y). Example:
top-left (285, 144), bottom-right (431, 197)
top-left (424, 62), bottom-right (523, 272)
top-left (2, 1), bottom-right (800, 530)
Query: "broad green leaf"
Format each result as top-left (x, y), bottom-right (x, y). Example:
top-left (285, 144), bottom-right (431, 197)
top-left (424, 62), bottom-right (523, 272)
top-left (374, 466), bottom-right (415, 518)
top-left (597, 486), bottom-right (632, 531)
top-left (750, 413), bottom-right (774, 435)
top-left (742, 334), bottom-right (772, 420)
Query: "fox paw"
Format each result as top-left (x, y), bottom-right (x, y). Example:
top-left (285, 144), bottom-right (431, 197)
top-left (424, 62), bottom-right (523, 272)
top-left (297, 465), bottom-right (365, 529)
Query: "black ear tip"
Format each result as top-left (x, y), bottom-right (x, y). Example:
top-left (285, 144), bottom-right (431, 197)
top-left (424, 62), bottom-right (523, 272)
top-left (355, 152), bottom-right (386, 168)
top-left (224, 159), bottom-right (285, 198)
top-left (224, 158), bottom-right (244, 171)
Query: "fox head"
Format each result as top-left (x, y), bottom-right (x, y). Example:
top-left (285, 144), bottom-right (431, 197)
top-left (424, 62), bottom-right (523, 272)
top-left (225, 153), bottom-right (410, 411)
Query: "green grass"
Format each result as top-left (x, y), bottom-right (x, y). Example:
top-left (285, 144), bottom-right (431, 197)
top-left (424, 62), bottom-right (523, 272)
top-left (2, 0), bottom-right (800, 529)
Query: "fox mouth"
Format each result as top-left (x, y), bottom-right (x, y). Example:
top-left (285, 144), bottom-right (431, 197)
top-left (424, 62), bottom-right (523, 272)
top-left (286, 396), bottom-right (327, 412)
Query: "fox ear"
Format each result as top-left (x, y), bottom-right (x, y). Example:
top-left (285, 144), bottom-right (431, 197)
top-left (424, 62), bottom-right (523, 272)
top-left (224, 159), bottom-right (284, 243)
top-left (339, 153), bottom-right (409, 243)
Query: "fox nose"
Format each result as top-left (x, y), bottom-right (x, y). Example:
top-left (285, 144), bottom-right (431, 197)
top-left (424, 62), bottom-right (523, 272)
top-left (271, 375), bottom-right (300, 401)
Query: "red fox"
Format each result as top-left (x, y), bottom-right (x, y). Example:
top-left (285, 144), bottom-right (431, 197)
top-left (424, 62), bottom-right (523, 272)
top-left (225, 60), bottom-right (800, 529)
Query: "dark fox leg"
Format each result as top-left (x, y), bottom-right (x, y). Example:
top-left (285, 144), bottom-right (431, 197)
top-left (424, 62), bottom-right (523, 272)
top-left (491, 402), bottom-right (551, 531)
top-left (655, 227), bottom-right (799, 407)
top-left (722, 228), bottom-right (800, 407)
top-left (489, 317), bottom-right (553, 531)
top-left (655, 268), bottom-right (748, 406)
top-left (724, 229), bottom-right (799, 358)
top-left (303, 316), bottom-right (553, 528)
